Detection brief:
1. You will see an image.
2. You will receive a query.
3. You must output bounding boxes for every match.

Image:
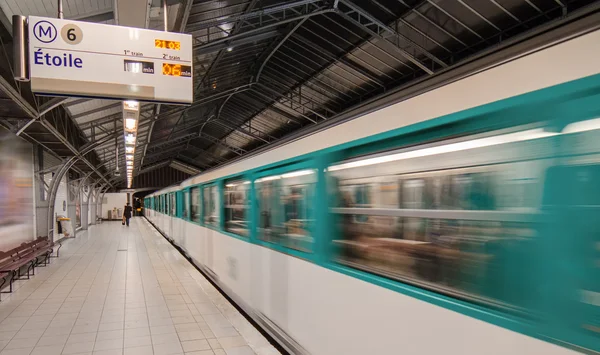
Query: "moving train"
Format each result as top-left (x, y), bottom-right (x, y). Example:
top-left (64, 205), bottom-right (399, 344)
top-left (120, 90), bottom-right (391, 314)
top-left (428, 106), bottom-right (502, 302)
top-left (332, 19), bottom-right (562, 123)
top-left (145, 27), bottom-right (600, 354)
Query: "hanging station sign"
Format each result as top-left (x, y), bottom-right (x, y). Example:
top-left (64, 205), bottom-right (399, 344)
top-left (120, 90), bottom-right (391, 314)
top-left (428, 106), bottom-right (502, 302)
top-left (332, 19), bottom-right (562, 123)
top-left (21, 16), bottom-right (193, 104)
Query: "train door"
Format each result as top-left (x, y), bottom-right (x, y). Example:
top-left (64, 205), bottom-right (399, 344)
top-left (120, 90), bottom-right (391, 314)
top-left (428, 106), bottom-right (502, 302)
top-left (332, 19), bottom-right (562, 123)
top-left (181, 189), bottom-right (190, 248)
top-left (251, 173), bottom-right (290, 330)
top-left (174, 191), bottom-right (182, 244)
top-left (202, 184), bottom-right (218, 272)
top-left (540, 164), bottom-right (600, 352)
top-left (169, 192), bottom-right (175, 238)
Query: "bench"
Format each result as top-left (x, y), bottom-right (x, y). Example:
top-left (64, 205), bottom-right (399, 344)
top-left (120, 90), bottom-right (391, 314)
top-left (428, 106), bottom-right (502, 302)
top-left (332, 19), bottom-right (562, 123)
top-left (0, 236), bottom-right (58, 300)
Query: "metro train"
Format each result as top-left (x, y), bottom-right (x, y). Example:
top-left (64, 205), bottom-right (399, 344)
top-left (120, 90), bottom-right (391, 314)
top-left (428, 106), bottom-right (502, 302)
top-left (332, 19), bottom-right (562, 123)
top-left (145, 28), bottom-right (600, 354)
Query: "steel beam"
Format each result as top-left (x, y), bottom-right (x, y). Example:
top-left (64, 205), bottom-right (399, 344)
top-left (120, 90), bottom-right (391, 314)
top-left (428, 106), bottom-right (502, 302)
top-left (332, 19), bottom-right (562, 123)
top-left (199, 132), bottom-right (245, 156)
top-left (336, 0), bottom-right (446, 73)
top-left (195, 30), bottom-right (280, 55)
top-left (78, 105), bottom-right (154, 130)
top-left (144, 144), bottom-right (191, 160)
top-left (195, 0), bottom-right (262, 94)
top-left (71, 102), bottom-right (122, 120)
top-left (17, 96), bottom-right (70, 136)
top-left (189, 0), bottom-right (324, 33)
top-left (255, 82), bottom-right (329, 121)
top-left (254, 18), bottom-right (308, 83)
top-left (148, 132), bottom-right (198, 150)
top-left (151, 84), bottom-right (253, 122)
top-left (176, 152), bottom-right (215, 168)
top-left (369, 0), bottom-right (451, 54)
top-left (488, 0), bottom-right (521, 23)
top-left (396, 0), bottom-right (468, 48)
top-left (193, 7), bottom-right (336, 51)
top-left (70, 9), bottom-right (114, 23)
top-left (0, 77), bottom-right (38, 119)
top-left (291, 34), bottom-right (386, 87)
top-left (425, 0), bottom-right (483, 40)
top-left (170, 160), bottom-right (202, 175)
top-left (456, 0), bottom-right (500, 31)
top-left (63, 98), bottom-right (92, 108)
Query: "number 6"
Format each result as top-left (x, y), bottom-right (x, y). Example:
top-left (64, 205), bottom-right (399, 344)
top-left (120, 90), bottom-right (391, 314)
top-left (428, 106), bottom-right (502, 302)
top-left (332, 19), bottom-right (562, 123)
top-left (67, 28), bottom-right (76, 41)
top-left (173, 65), bottom-right (181, 76)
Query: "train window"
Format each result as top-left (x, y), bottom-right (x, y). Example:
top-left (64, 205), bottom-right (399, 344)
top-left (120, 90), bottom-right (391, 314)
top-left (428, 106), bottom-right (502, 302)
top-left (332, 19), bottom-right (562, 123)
top-left (170, 194), bottom-right (176, 216)
top-left (190, 187), bottom-right (200, 223)
top-left (183, 190), bottom-right (189, 219)
top-left (255, 169), bottom-right (316, 253)
top-left (224, 179), bottom-right (250, 237)
top-left (327, 129), bottom-right (552, 310)
top-left (203, 185), bottom-right (219, 227)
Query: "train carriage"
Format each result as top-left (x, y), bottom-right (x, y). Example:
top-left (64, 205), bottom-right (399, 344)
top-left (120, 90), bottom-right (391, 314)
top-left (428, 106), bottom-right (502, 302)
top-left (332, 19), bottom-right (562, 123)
top-left (144, 28), bottom-right (600, 355)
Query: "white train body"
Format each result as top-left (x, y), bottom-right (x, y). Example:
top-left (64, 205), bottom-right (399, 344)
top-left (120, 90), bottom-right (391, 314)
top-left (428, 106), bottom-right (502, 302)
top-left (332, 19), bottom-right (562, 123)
top-left (146, 29), bottom-right (600, 355)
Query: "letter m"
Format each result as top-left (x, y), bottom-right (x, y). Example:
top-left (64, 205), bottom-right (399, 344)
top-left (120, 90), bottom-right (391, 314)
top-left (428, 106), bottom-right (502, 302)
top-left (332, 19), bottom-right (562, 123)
top-left (38, 25), bottom-right (52, 38)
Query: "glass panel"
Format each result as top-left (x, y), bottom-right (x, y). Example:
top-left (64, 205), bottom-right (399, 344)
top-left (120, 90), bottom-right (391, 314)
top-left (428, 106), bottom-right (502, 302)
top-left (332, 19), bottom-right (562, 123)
top-left (256, 169), bottom-right (316, 253)
top-left (224, 180), bottom-right (250, 237)
top-left (183, 191), bottom-right (189, 219)
top-left (203, 185), bottom-right (218, 227)
top-left (328, 128), bottom-right (552, 311)
top-left (191, 187), bottom-right (200, 222)
top-left (333, 212), bottom-right (535, 308)
top-left (170, 194), bottom-right (176, 216)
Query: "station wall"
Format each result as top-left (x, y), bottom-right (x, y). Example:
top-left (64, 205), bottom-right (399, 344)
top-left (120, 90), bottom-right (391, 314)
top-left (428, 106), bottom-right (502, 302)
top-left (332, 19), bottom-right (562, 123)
top-left (102, 193), bottom-right (128, 219)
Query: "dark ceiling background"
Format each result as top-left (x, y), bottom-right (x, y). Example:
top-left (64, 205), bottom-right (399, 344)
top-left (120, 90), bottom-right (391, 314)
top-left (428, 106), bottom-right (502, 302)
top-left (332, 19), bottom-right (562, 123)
top-left (0, 0), bottom-right (599, 191)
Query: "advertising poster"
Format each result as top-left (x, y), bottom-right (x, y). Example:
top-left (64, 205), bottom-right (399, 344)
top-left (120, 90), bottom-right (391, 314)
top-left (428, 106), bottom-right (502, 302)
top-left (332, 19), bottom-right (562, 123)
top-left (0, 127), bottom-right (34, 249)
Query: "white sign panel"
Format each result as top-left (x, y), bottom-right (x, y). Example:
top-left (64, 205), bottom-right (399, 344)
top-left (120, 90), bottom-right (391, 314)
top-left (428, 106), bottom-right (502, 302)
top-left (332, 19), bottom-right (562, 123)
top-left (27, 16), bottom-right (193, 104)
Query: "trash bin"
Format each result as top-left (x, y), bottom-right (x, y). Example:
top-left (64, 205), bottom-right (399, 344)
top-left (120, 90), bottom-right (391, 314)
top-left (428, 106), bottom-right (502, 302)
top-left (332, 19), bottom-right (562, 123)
top-left (57, 217), bottom-right (73, 238)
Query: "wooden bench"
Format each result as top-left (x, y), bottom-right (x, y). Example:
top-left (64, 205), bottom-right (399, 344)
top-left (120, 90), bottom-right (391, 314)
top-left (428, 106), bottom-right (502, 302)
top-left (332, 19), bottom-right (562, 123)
top-left (0, 236), bottom-right (58, 300)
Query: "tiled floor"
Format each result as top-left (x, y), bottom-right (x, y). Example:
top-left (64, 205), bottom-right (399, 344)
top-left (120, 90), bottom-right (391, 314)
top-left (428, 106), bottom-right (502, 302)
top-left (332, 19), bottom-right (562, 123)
top-left (0, 218), bottom-right (281, 355)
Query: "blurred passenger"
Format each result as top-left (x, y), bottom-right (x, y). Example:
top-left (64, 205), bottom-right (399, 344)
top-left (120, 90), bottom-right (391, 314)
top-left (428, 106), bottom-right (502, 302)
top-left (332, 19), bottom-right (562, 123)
top-left (340, 191), bottom-right (358, 240)
top-left (123, 202), bottom-right (132, 227)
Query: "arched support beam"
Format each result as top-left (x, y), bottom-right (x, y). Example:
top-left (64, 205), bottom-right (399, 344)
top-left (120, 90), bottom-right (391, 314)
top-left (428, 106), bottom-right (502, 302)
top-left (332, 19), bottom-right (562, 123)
top-left (46, 134), bottom-right (117, 240)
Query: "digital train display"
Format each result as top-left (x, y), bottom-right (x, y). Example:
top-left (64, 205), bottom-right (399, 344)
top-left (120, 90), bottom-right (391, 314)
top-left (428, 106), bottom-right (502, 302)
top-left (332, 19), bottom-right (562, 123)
top-left (162, 63), bottom-right (191, 77)
top-left (155, 39), bottom-right (181, 50)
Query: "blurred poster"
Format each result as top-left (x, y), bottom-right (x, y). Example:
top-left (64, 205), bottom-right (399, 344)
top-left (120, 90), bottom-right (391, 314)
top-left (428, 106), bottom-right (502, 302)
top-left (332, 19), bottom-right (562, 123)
top-left (0, 127), bottom-right (34, 250)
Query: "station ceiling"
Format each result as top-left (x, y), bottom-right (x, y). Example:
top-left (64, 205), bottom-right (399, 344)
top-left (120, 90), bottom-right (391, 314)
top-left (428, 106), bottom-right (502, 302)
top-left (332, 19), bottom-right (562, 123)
top-left (0, 0), bottom-right (599, 190)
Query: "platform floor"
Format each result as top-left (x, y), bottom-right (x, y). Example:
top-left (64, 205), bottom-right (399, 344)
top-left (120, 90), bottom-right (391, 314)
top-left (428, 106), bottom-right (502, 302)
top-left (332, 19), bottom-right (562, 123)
top-left (0, 218), bottom-right (280, 355)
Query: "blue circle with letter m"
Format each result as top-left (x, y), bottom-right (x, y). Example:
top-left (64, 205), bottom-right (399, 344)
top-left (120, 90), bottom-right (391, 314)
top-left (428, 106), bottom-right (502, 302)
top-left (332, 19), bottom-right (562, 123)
top-left (33, 20), bottom-right (57, 43)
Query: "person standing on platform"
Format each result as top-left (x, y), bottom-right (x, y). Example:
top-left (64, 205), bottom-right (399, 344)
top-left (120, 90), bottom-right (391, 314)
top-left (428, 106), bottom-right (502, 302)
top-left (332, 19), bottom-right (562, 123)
top-left (123, 202), bottom-right (133, 227)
